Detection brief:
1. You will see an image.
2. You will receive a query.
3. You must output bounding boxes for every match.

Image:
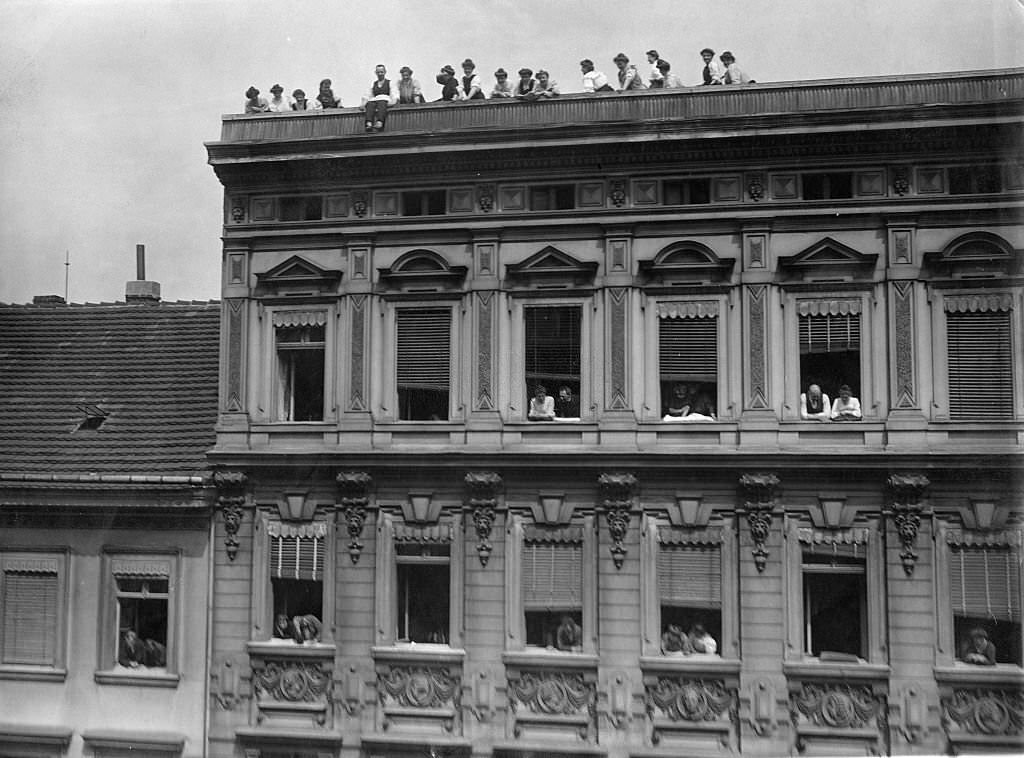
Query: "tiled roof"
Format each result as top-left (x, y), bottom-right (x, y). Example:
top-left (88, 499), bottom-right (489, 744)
top-left (0, 301), bottom-right (220, 477)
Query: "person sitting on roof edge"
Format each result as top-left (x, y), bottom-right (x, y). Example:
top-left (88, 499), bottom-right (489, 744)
top-left (364, 64), bottom-right (397, 131)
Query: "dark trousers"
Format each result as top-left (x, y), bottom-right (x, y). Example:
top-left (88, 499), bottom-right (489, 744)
top-left (365, 100), bottom-right (388, 125)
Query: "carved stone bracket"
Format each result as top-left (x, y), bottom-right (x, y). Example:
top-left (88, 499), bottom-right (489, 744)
top-left (892, 167), bottom-right (911, 196)
top-left (790, 681), bottom-right (888, 755)
top-left (748, 174), bottom-right (765, 201)
top-left (609, 179), bottom-right (627, 207)
top-left (352, 191), bottom-right (368, 218)
top-left (599, 473), bottom-right (638, 569)
top-left (377, 664), bottom-right (462, 733)
top-left (337, 471), bottom-right (373, 564)
top-left (646, 676), bottom-right (736, 747)
top-left (465, 471), bottom-right (502, 566)
top-left (888, 473), bottom-right (929, 576)
top-left (941, 687), bottom-right (1024, 742)
top-left (214, 470), bottom-right (248, 561)
top-left (740, 473), bottom-right (779, 573)
top-left (477, 184), bottom-right (495, 212)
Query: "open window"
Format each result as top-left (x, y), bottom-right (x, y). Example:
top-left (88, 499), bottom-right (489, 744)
top-left (801, 172), bottom-right (854, 200)
top-left (0, 552), bottom-right (68, 674)
top-left (802, 545), bottom-right (866, 659)
top-left (401, 190), bottom-right (447, 216)
top-left (529, 185), bottom-right (575, 211)
top-left (949, 544), bottom-right (1022, 666)
top-left (268, 523), bottom-right (325, 643)
top-left (662, 178), bottom-right (711, 205)
top-left (658, 304), bottom-right (718, 420)
top-left (274, 315), bottom-right (326, 422)
top-left (396, 542), bottom-right (450, 643)
top-left (658, 543), bottom-right (721, 655)
top-left (396, 309), bottom-right (451, 420)
top-left (798, 302), bottom-right (861, 409)
top-left (524, 305), bottom-right (581, 413)
top-left (522, 538), bottom-right (583, 650)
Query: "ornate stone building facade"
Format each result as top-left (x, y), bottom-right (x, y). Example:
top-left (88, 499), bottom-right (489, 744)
top-left (205, 70), bottom-right (1024, 757)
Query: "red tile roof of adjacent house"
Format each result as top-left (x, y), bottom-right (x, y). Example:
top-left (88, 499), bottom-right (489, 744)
top-left (0, 301), bottom-right (220, 477)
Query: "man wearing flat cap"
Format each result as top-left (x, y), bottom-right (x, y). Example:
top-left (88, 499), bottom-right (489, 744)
top-left (459, 58), bottom-right (485, 100)
top-left (700, 48), bottom-right (724, 85)
top-left (267, 83), bottom-right (292, 112)
top-left (580, 59), bottom-right (613, 93)
top-left (514, 68), bottom-right (537, 100)
top-left (436, 65), bottom-right (459, 101)
top-left (397, 66), bottom-right (424, 104)
top-left (613, 53), bottom-right (646, 91)
top-left (491, 68), bottom-right (514, 98)
top-left (721, 51), bottom-right (754, 85)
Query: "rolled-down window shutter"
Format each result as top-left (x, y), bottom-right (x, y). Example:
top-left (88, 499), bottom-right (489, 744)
top-left (397, 309), bottom-right (451, 391)
top-left (947, 311), bottom-right (1014, 419)
top-left (525, 306), bottom-right (581, 385)
top-left (659, 317), bottom-right (717, 383)
top-left (657, 544), bottom-right (721, 607)
top-left (269, 536), bottom-right (325, 581)
top-left (522, 542), bottom-right (582, 610)
top-left (2, 571), bottom-right (58, 665)
top-left (950, 546), bottom-right (1021, 622)
top-left (799, 313), bottom-right (860, 355)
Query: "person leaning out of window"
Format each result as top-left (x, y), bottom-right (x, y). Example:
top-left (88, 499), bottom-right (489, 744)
top-left (830, 384), bottom-right (862, 421)
top-left (528, 385), bottom-right (556, 421)
top-left (800, 383), bottom-right (831, 422)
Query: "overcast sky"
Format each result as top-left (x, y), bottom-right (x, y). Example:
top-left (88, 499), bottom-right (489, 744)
top-left (1, 0), bottom-right (1022, 304)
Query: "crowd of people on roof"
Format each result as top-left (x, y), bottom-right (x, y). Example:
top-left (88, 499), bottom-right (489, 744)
top-left (243, 48), bottom-right (755, 131)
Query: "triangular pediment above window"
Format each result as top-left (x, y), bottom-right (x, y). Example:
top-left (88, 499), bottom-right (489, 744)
top-left (255, 255), bottom-right (343, 295)
top-left (923, 232), bottom-right (1022, 280)
top-left (777, 237), bottom-right (877, 282)
top-left (377, 249), bottom-right (468, 292)
top-left (639, 242), bottom-right (735, 285)
top-left (505, 246), bottom-right (598, 287)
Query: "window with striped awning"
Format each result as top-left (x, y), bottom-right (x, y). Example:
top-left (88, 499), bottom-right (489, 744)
top-left (2, 570), bottom-right (58, 666)
top-left (269, 535), bottom-right (325, 581)
top-left (397, 308), bottom-right (451, 420)
top-left (521, 542), bottom-right (582, 610)
top-left (950, 546), bottom-right (1021, 623)
top-left (658, 544), bottom-right (721, 608)
top-left (799, 312), bottom-right (861, 355)
top-left (946, 310), bottom-right (1014, 420)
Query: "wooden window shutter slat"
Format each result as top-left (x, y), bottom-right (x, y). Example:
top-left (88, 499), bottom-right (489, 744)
top-left (659, 317), bottom-right (717, 382)
top-left (525, 307), bottom-right (581, 384)
top-left (2, 571), bottom-right (58, 665)
top-left (521, 542), bottom-right (582, 609)
top-left (947, 311), bottom-right (1014, 419)
top-left (800, 313), bottom-right (860, 354)
top-left (270, 536), bottom-right (325, 581)
top-left (397, 310), bottom-right (451, 389)
top-left (950, 546), bottom-right (1021, 622)
top-left (657, 545), bottom-right (721, 606)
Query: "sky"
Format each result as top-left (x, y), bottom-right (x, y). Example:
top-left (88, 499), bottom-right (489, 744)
top-left (1, 0), bottom-right (1022, 304)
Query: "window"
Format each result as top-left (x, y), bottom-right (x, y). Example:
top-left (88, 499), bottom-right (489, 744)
top-left (522, 540), bottom-right (583, 650)
top-left (280, 196), bottom-right (323, 221)
top-left (396, 309), bottom-right (451, 420)
top-left (275, 317), bottom-right (325, 422)
top-left (949, 545), bottom-right (1022, 666)
top-left (1, 553), bottom-right (67, 671)
top-left (948, 165), bottom-right (1002, 195)
top-left (401, 190), bottom-right (447, 216)
top-left (802, 545), bottom-right (866, 659)
top-left (524, 306), bottom-right (581, 410)
top-left (658, 305), bottom-right (718, 419)
top-left (663, 178), bottom-right (711, 205)
top-left (946, 307), bottom-right (1014, 420)
top-left (802, 172), bottom-right (854, 200)
top-left (101, 553), bottom-right (177, 675)
top-left (269, 524), bottom-right (325, 643)
top-left (799, 306), bottom-right (861, 405)
top-left (529, 185), bottom-right (575, 211)
top-left (396, 543), bottom-right (450, 643)
top-left (658, 543), bottom-right (721, 654)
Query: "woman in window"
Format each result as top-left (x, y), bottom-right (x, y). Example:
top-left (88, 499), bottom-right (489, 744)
top-left (528, 385), bottom-right (555, 421)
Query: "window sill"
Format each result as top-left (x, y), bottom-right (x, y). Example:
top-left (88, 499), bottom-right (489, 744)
top-left (783, 659), bottom-right (890, 682)
top-left (0, 665), bottom-right (67, 682)
top-left (371, 644), bottom-right (466, 665)
top-left (247, 640), bottom-right (336, 659)
top-left (94, 668), bottom-right (180, 688)
top-left (0, 724), bottom-right (73, 749)
top-left (639, 654), bottom-right (740, 676)
top-left (82, 729), bottom-right (186, 754)
top-left (934, 663), bottom-right (1024, 687)
top-left (503, 649), bottom-right (600, 669)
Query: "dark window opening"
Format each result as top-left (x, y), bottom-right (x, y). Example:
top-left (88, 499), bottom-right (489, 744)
top-left (116, 577), bottom-right (168, 668)
top-left (659, 316), bottom-right (718, 418)
top-left (522, 541), bottom-right (582, 649)
top-left (658, 544), bottom-right (721, 654)
top-left (948, 165), bottom-right (1002, 195)
top-left (663, 178), bottom-right (711, 205)
top-left (269, 534), bottom-right (325, 642)
top-left (525, 610), bottom-right (583, 650)
top-left (950, 546), bottom-right (1022, 666)
top-left (525, 306), bottom-right (581, 412)
top-left (947, 310), bottom-right (1014, 420)
top-left (396, 557), bottom-right (450, 643)
top-left (660, 606), bottom-right (722, 653)
top-left (280, 196), bottom-right (323, 221)
top-left (529, 185), bottom-right (576, 211)
top-left (397, 309), bottom-right (451, 420)
top-left (803, 551), bottom-right (866, 659)
top-left (799, 313), bottom-right (860, 406)
top-left (277, 325), bottom-right (325, 422)
top-left (802, 172), bottom-right (854, 200)
top-left (401, 190), bottom-right (447, 216)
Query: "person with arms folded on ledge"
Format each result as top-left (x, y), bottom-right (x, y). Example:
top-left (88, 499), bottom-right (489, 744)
top-left (291, 89), bottom-right (319, 111)
top-left (490, 68), bottom-right (514, 98)
top-left (514, 68), bottom-right (537, 100)
top-left (529, 69), bottom-right (560, 99)
top-left (830, 384), bottom-right (862, 421)
top-left (800, 384), bottom-right (831, 421)
top-left (555, 386), bottom-right (580, 419)
top-left (459, 58), bottom-right (486, 100)
top-left (528, 385), bottom-right (555, 421)
top-left (397, 67), bottom-right (425, 104)
top-left (244, 86), bottom-right (269, 113)
top-left (267, 83), bottom-right (292, 112)
top-left (316, 78), bottom-right (341, 108)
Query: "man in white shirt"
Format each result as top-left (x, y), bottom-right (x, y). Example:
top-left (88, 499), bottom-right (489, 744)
top-left (699, 48), bottom-right (725, 85)
top-left (363, 65), bottom-right (397, 131)
top-left (800, 384), bottom-right (831, 421)
top-left (580, 59), bottom-right (613, 92)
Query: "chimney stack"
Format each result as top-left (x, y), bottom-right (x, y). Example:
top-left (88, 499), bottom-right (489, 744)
top-left (125, 243), bottom-right (161, 304)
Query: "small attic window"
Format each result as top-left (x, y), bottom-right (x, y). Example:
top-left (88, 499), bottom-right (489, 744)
top-left (76, 405), bottom-right (108, 431)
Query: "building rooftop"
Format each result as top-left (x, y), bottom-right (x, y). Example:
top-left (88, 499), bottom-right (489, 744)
top-left (0, 300), bottom-right (221, 478)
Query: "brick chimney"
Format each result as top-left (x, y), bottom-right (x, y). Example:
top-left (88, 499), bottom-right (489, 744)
top-left (32, 295), bottom-right (66, 305)
top-left (125, 244), bottom-right (161, 304)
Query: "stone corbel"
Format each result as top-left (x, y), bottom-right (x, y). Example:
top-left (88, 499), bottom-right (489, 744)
top-left (212, 657), bottom-right (240, 711)
top-left (887, 473), bottom-right (929, 576)
top-left (465, 471), bottom-right (502, 567)
top-left (214, 470), bottom-right (248, 561)
top-left (470, 668), bottom-right (495, 722)
top-left (341, 663), bottom-right (364, 716)
top-left (739, 473), bottom-right (780, 573)
top-left (748, 678), bottom-right (777, 736)
top-left (336, 471), bottom-right (373, 564)
top-left (606, 670), bottom-right (633, 729)
top-left (599, 473), bottom-right (638, 569)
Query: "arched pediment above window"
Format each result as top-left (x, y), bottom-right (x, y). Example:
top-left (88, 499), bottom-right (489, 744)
top-left (505, 246), bottom-right (598, 288)
top-left (255, 255), bottom-right (343, 296)
top-left (923, 232), bottom-right (1022, 279)
top-left (639, 242), bottom-right (735, 285)
top-left (377, 249), bottom-right (468, 291)
top-left (777, 237), bottom-right (877, 282)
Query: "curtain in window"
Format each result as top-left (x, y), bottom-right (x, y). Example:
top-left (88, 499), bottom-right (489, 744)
top-left (657, 545), bottom-right (721, 607)
top-left (950, 546), bottom-right (1021, 622)
top-left (521, 542), bottom-right (582, 610)
top-left (2, 571), bottom-right (58, 665)
top-left (397, 309), bottom-right (451, 391)
top-left (658, 315), bottom-right (717, 382)
top-left (946, 309), bottom-right (1014, 419)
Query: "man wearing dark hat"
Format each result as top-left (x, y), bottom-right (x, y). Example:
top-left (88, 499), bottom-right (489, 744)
top-left (459, 58), bottom-right (485, 100)
top-left (613, 53), bottom-right (646, 91)
top-left (514, 68), bottom-right (537, 100)
top-left (397, 66), bottom-right (424, 104)
top-left (244, 86), bottom-right (269, 114)
top-left (435, 65), bottom-right (459, 101)
top-left (700, 48), bottom-right (724, 85)
top-left (490, 68), bottom-right (514, 98)
top-left (721, 51), bottom-right (754, 85)
top-left (267, 83), bottom-right (291, 112)
top-left (646, 49), bottom-right (664, 88)
top-left (580, 59), bottom-right (613, 93)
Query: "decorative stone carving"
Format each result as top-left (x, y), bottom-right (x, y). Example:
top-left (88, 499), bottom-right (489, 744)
top-left (893, 167), bottom-right (911, 196)
top-left (349, 295), bottom-right (366, 411)
top-left (740, 473), bottom-right (779, 572)
top-left (893, 281), bottom-right (916, 409)
top-left (337, 471), bottom-right (372, 564)
top-left (378, 665), bottom-right (461, 731)
top-left (477, 184), bottom-right (495, 212)
top-left (230, 199), bottom-right (246, 223)
top-left (748, 174), bottom-right (765, 201)
top-left (465, 471), bottom-right (502, 566)
top-left (647, 677), bottom-right (734, 724)
top-left (746, 286), bottom-right (768, 410)
top-left (476, 291), bottom-right (495, 411)
top-left (608, 288), bottom-right (628, 410)
top-left (599, 473), bottom-right (637, 569)
top-left (888, 473), bottom-right (929, 576)
top-left (791, 682), bottom-right (886, 734)
top-left (508, 670), bottom-right (596, 738)
top-left (352, 191), bottom-right (368, 218)
top-left (610, 179), bottom-right (627, 207)
top-left (942, 688), bottom-right (1024, 739)
top-left (214, 470), bottom-right (248, 561)
top-left (252, 658), bottom-right (332, 708)
top-left (225, 299), bottom-right (244, 412)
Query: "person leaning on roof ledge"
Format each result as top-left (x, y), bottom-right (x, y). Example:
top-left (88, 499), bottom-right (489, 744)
top-left (721, 51), bottom-right (755, 84)
top-left (580, 59), bottom-right (613, 93)
top-left (613, 52), bottom-right (646, 91)
top-left (646, 49), bottom-right (664, 88)
top-left (699, 48), bottom-right (724, 85)
top-left (291, 89), bottom-right (320, 111)
top-left (514, 68), bottom-right (537, 100)
top-left (830, 384), bottom-right (862, 421)
top-left (527, 69), bottom-right (560, 100)
top-left (458, 58), bottom-right (486, 100)
top-left (363, 64), bottom-right (397, 132)
top-left (397, 66), bottom-right (425, 104)
top-left (244, 86), bottom-right (269, 113)
top-left (266, 83), bottom-right (292, 112)
top-left (490, 68), bottom-right (514, 98)
top-left (316, 78), bottom-right (341, 108)
top-left (656, 59), bottom-right (684, 89)
top-left (435, 65), bottom-right (460, 101)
